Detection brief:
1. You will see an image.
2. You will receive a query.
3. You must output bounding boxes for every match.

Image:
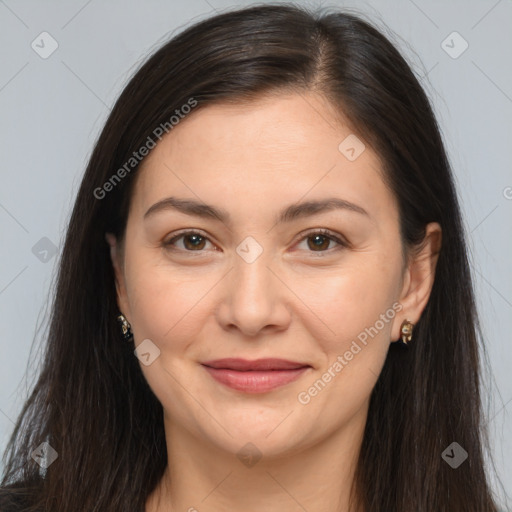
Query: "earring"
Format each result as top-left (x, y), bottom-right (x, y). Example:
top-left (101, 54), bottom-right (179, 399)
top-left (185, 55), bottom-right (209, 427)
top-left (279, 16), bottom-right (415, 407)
top-left (117, 313), bottom-right (133, 342)
top-left (400, 319), bottom-right (414, 345)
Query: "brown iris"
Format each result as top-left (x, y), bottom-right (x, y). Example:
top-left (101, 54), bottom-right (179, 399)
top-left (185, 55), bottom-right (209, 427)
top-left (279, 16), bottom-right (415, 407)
top-left (307, 234), bottom-right (330, 251)
top-left (182, 234), bottom-right (207, 250)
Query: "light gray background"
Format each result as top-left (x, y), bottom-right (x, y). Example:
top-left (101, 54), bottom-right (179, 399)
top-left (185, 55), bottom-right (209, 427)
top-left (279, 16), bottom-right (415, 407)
top-left (1, 0), bottom-right (511, 507)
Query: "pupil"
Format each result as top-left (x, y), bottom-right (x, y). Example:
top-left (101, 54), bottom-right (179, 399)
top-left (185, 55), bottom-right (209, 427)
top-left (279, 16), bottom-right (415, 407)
top-left (186, 234), bottom-right (204, 249)
top-left (309, 235), bottom-right (328, 251)
top-left (182, 234), bottom-right (330, 251)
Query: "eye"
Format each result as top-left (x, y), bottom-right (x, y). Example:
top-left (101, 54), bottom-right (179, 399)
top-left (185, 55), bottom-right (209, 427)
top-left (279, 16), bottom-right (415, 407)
top-left (163, 228), bottom-right (347, 255)
top-left (295, 228), bottom-right (348, 255)
top-left (163, 231), bottom-right (215, 253)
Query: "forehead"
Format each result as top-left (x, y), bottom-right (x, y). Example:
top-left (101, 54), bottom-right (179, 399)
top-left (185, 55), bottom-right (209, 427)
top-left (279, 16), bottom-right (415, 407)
top-left (143, 92), bottom-right (355, 169)
top-left (129, 92), bottom-right (395, 224)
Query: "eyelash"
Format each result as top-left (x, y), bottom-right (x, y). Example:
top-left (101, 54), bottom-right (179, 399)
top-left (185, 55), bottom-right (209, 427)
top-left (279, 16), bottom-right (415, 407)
top-left (163, 228), bottom-right (348, 256)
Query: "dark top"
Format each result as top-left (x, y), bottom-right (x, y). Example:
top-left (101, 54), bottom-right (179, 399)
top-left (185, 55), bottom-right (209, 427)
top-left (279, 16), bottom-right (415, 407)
top-left (0, 480), bottom-right (41, 512)
top-left (0, 496), bottom-right (27, 511)
top-left (0, 493), bottom-right (30, 511)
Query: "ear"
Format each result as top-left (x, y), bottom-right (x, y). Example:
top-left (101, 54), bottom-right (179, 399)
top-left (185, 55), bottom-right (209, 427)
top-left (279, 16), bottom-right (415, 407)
top-left (392, 222), bottom-right (442, 341)
top-left (105, 232), bottom-right (131, 322)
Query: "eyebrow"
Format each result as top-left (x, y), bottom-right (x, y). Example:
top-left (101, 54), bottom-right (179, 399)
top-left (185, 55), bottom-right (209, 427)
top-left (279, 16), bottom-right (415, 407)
top-left (143, 196), bottom-right (370, 225)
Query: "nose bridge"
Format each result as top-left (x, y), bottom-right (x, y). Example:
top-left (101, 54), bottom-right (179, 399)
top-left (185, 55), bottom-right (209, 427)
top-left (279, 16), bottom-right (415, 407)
top-left (221, 234), bottom-right (288, 335)
top-left (233, 234), bottom-right (275, 302)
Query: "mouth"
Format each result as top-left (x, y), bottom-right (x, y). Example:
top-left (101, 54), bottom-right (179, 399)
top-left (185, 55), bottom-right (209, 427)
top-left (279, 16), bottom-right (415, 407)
top-left (201, 358), bottom-right (312, 393)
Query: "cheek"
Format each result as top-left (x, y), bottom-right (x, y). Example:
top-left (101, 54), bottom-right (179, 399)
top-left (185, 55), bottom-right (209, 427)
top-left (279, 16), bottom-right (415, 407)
top-left (297, 257), bottom-right (402, 355)
top-left (123, 252), bottom-right (214, 352)
top-left (124, 248), bottom-right (402, 355)
top-left (294, 265), bottom-right (399, 427)
top-left (297, 255), bottom-right (402, 411)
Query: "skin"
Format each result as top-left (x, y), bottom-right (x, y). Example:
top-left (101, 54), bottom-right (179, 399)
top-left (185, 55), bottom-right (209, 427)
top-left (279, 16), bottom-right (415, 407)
top-left (106, 91), bottom-right (441, 512)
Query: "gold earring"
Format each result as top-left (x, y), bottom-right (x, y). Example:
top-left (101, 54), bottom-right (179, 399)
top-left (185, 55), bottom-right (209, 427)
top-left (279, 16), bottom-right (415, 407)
top-left (400, 319), bottom-right (414, 345)
top-left (117, 313), bottom-right (133, 342)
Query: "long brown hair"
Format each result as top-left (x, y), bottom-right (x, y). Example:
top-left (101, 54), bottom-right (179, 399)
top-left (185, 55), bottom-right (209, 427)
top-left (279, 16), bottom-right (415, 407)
top-left (0, 3), bottom-right (505, 511)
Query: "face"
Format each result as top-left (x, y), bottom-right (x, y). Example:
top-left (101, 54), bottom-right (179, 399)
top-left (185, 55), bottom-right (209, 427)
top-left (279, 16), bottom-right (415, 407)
top-left (107, 92), bottom-right (437, 460)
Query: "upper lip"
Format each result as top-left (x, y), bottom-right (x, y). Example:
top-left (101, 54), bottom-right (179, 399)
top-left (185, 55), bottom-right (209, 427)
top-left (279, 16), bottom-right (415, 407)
top-left (201, 358), bottom-right (310, 371)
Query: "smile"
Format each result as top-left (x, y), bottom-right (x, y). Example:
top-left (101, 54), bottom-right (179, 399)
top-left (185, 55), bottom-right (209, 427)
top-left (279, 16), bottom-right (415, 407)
top-left (201, 358), bottom-right (311, 393)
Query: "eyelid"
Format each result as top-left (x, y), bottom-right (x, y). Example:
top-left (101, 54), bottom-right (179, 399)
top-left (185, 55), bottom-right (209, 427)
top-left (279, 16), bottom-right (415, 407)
top-left (164, 229), bottom-right (216, 252)
top-left (292, 227), bottom-right (349, 252)
top-left (163, 228), bottom-right (349, 254)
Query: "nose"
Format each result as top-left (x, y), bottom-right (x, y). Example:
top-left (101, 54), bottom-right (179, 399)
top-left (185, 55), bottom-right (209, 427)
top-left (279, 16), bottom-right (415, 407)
top-left (216, 247), bottom-right (292, 338)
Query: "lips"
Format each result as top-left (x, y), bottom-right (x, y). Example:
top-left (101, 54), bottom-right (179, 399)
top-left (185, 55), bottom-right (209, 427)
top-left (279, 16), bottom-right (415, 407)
top-left (201, 358), bottom-right (311, 393)
top-left (201, 358), bottom-right (310, 371)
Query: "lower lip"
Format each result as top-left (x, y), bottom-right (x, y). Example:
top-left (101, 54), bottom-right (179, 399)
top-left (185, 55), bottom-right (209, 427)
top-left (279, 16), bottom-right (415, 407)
top-left (202, 366), bottom-right (310, 393)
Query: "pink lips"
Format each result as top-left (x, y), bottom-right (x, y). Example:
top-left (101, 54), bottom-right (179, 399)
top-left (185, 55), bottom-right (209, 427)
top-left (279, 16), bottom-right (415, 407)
top-left (201, 358), bottom-right (311, 393)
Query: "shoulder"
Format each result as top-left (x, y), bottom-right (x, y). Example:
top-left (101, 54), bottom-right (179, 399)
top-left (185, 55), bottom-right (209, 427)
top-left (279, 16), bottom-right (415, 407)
top-left (0, 480), bottom-right (41, 512)
top-left (0, 491), bottom-right (26, 511)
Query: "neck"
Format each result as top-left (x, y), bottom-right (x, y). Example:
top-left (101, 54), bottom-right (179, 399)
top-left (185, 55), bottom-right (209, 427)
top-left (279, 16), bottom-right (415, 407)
top-left (146, 407), bottom-right (367, 512)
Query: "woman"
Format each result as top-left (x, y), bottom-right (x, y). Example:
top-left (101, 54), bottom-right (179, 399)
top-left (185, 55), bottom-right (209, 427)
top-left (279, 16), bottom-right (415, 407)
top-left (0, 3), bottom-right (505, 511)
